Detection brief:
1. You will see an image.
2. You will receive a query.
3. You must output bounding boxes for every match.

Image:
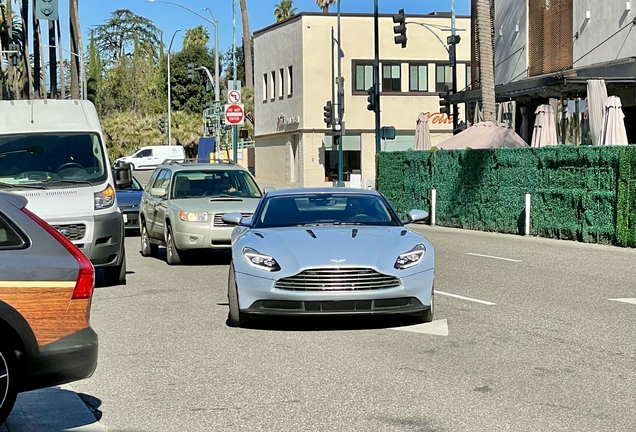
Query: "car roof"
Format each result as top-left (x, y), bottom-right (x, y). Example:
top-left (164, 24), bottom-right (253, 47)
top-left (265, 187), bottom-right (380, 197)
top-left (159, 162), bottom-right (247, 172)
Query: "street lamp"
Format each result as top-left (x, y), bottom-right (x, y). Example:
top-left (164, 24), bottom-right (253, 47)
top-left (146, 0), bottom-right (220, 103)
top-left (168, 28), bottom-right (181, 146)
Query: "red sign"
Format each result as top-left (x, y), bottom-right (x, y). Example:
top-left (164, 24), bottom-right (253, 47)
top-left (225, 103), bottom-right (244, 125)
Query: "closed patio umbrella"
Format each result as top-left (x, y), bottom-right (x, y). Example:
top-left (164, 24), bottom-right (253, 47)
top-left (587, 79), bottom-right (608, 145)
top-left (599, 95), bottom-right (629, 146)
top-left (531, 104), bottom-right (559, 147)
top-left (413, 112), bottom-right (432, 150)
top-left (437, 121), bottom-right (528, 149)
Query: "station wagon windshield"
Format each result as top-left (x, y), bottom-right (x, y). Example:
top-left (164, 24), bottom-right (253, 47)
top-left (0, 133), bottom-right (108, 187)
top-left (254, 193), bottom-right (402, 228)
top-left (170, 170), bottom-right (262, 199)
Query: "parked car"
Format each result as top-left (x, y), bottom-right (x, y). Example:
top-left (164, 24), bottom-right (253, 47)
top-left (115, 145), bottom-right (185, 170)
top-left (139, 161), bottom-right (272, 265)
top-left (0, 191), bottom-right (98, 424)
top-left (222, 188), bottom-right (434, 327)
top-left (115, 174), bottom-right (143, 231)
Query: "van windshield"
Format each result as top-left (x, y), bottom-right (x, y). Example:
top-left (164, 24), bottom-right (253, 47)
top-left (0, 133), bottom-right (108, 188)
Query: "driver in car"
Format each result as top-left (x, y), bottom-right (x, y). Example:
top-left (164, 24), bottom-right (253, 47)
top-left (218, 177), bottom-right (238, 195)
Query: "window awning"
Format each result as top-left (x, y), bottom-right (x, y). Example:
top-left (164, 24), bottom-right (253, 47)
top-left (451, 57), bottom-right (636, 104)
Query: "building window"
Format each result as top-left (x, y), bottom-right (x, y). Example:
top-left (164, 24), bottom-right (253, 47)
top-left (435, 64), bottom-right (452, 93)
top-left (466, 64), bottom-right (472, 90)
top-left (409, 64), bottom-right (428, 92)
top-left (262, 73), bottom-right (268, 102)
top-left (287, 66), bottom-right (293, 96)
top-left (279, 68), bottom-right (284, 98)
top-left (323, 136), bottom-right (361, 182)
top-left (382, 64), bottom-right (401, 92)
top-left (354, 63), bottom-right (373, 92)
top-left (271, 71), bottom-right (276, 100)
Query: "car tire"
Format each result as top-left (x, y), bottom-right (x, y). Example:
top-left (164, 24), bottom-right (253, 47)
top-left (0, 341), bottom-right (19, 425)
top-left (140, 222), bottom-right (158, 257)
top-left (166, 226), bottom-right (181, 265)
top-left (417, 295), bottom-right (434, 323)
top-left (103, 248), bottom-right (127, 285)
top-left (227, 262), bottom-right (250, 327)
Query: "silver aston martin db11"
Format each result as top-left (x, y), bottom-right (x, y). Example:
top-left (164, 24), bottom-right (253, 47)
top-left (222, 188), bottom-right (435, 327)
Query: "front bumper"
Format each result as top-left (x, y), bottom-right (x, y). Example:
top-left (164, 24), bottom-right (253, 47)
top-left (174, 225), bottom-right (234, 250)
top-left (235, 268), bottom-right (434, 316)
top-left (21, 327), bottom-right (98, 392)
top-left (82, 211), bottom-right (125, 268)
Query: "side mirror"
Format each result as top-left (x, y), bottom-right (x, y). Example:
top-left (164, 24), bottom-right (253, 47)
top-left (222, 212), bottom-right (243, 225)
top-left (263, 187), bottom-right (276, 193)
top-left (149, 187), bottom-right (166, 198)
top-left (240, 216), bottom-right (253, 227)
top-left (407, 209), bottom-right (429, 223)
top-left (114, 161), bottom-right (133, 189)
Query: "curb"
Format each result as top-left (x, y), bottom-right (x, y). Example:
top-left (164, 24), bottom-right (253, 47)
top-left (3, 384), bottom-right (107, 432)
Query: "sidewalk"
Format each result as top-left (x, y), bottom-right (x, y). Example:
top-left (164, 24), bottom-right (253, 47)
top-left (1, 385), bottom-right (106, 432)
top-left (255, 178), bottom-right (295, 190)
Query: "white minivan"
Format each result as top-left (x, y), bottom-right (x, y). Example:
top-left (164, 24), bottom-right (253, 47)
top-left (0, 99), bottom-right (132, 285)
top-left (116, 145), bottom-right (185, 170)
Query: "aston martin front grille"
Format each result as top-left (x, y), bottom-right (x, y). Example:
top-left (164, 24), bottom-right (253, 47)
top-left (213, 213), bottom-right (253, 227)
top-left (274, 268), bottom-right (401, 291)
top-left (52, 223), bottom-right (86, 241)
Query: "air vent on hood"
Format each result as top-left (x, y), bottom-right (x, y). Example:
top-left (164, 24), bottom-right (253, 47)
top-left (352, 228), bottom-right (358, 238)
top-left (254, 232), bottom-right (264, 238)
top-left (209, 198), bottom-right (244, 202)
top-left (401, 230), bottom-right (407, 236)
top-left (306, 229), bottom-right (316, 238)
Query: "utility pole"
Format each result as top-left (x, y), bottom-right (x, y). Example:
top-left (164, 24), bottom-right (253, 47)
top-left (373, 0), bottom-right (381, 154)
top-left (203, 7), bottom-right (220, 103)
top-left (336, 0), bottom-right (344, 187)
top-left (167, 29), bottom-right (181, 146)
top-left (450, 0), bottom-right (459, 133)
top-left (232, 0), bottom-right (239, 163)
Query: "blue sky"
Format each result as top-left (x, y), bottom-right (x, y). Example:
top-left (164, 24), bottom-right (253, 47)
top-left (58, 0), bottom-right (470, 55)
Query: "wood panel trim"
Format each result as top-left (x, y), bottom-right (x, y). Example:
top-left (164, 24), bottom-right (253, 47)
top-left (0, 281), bottom-right (75, 288)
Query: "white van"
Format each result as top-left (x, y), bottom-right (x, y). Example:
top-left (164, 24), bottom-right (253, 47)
top-left (116, 145), bottom-right (185, 170)
top-left (0, 99), bottom-right (132, 285)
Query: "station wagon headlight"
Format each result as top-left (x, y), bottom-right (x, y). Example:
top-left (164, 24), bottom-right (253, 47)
top-left (394, 244), bottom-right (426, 269)
top-left (179, 211), bottom-right (208, 222)
top-left (243, 247), bottom-right (280, 271)
top-left (94, 184), bottom-right (115, 210)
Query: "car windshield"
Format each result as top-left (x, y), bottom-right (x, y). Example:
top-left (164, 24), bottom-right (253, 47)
top-left (0, 133), bottom-right (107, 187)
top-left (253, 193), bottom-right (401, 228)
top-left (170, 169), bottom-right (262, 199)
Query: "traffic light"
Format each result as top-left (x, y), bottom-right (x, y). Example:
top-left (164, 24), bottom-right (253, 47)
top-left (187, 63), bottom-right (195, 81)
top-left (439, 86), bottom-right (452, 116)
top-left (366, 87), bottom-right (376, 112)
top-left (323, 101), bottom-right (333, 127)
top-left (393, 9), bottom-right (407, 48)
top-left (159, 117), bottom-right (166, 134)
top-left (238, 129), bottom-right (249, 139)
top-left (8, 44), bottom-right (19, 67)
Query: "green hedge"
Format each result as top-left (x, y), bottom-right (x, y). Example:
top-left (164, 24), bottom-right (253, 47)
top-left (377, 146), bottom-right (635, 246)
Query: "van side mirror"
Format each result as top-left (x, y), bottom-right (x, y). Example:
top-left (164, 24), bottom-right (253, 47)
top-left (114, 161), bottom-right (133, 189)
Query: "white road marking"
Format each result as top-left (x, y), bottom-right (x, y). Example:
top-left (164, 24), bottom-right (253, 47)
top-left (466, 252), bottom-right (522, 263)
top-left (610, 298), bottom-right (636, 305)
top-left (435, 290), bottom-right (497, 306)
top-left (392, 319), bottom-right (449, 336)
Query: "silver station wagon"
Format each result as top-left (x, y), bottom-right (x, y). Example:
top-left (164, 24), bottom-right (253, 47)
top-left (139, 161), bottom-right (271, 265)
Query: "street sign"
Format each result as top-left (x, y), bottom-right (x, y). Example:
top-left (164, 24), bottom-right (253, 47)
top-left (228, 89), bottom-right (241, 104)
top-left (36, 0), bottom-right (59, 20)
top-left (225, 103), bottom-right (245, 126)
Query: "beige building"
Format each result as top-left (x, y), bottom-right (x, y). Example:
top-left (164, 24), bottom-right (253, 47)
top-left (253, 12), bottom-right (471, 187)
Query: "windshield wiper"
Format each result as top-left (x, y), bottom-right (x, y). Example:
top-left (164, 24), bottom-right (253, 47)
top-left (0, 181), bottom-right (47, 190)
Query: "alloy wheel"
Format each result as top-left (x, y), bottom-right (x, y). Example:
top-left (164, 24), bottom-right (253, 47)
top-left (0, 350), bottom-right (9, 409)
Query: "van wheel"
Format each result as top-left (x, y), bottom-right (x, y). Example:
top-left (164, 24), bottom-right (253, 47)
top-left (166, 226), bottom-right (182, 265)
top-left (0, 341), bottom-right (19, 425)
top-left (103, 249), bottom-right (127, 285)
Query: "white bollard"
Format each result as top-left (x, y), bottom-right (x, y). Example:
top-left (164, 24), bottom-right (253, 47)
top-left (525, 193), bottom-right (531, 236)
top-left (431, 188), bottom-right (437, 226)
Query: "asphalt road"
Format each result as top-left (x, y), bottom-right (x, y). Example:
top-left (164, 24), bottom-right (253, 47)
top-left (68, 217), bottom-right (636, 431)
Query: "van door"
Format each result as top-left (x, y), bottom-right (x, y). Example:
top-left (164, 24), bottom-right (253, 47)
top-left (135, 148), bottom-right (153, 169)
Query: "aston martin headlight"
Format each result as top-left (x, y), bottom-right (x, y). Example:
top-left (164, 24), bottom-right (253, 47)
top-left (179, 211), bottom-right (208, 222)
top-left (243, 247), bottom-right (281, 271)
top-left (394, 244), bottom-right (426, 269)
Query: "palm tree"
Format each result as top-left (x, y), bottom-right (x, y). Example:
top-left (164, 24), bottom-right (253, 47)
top-left (183, 25), bottom-right (210, 48)
top-left (69, 0), bottom-right (81, 98)
top-left (19, 0), bottom-right (32, 99)
top-left (274, 0), bottom-right (297, 22)
top-left (476, 0), bottom-right (495, 122)
top-left (32, 0), bottom-right (42, 98)
top-left (239, 0), bottom-right (253, 89)
top-left (48, 20), bottom-right (57, 98)
top-left (316, 0), bottom-right (336, 13)
top-left (57, 19), bottom-right (65, 99)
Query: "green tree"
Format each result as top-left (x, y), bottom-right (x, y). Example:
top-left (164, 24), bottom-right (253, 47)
top-left (274, 0), bottom-right (297, 22)
top-left (239, 0), bottom-right (253, 89)
top-left (86, 30), bottom-right (102, 105)
top-left (169, 43), bottom-right (216, 114)
top-left (316, 0), bottom-right (336, 13)
top-left (223, 36), bottom-right (253, 88)
top-left (183, 25), bottom-right (209, 49)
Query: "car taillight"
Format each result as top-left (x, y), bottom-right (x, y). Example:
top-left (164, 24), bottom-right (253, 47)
top-left (22, 208), bottom-right (95, 300)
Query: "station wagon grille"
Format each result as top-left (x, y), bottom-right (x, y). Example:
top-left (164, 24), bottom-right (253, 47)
top-left (52, 223), bottom-right (86, 241)
top-left (213, 213), bottom-right (252, 227)
top-left (274, 268), bottom-right (401, 291)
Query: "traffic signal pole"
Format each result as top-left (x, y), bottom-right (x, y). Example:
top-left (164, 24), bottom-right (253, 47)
top-left (373, 0), bottom-right (381, 154)
top-left (450, 0), bottom-right (459, 134)
top-left (337, 0), bottom-right (344, 187)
